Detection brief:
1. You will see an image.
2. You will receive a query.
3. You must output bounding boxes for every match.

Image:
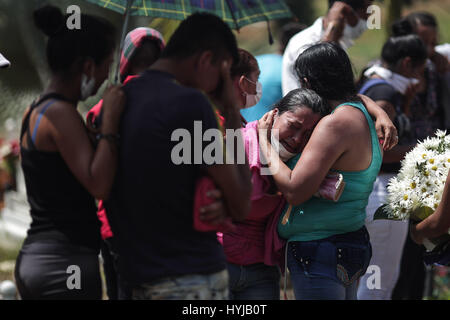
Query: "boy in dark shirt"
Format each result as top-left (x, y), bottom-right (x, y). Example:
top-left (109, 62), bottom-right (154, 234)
top-left (105, 13), bottom-right (252, 300)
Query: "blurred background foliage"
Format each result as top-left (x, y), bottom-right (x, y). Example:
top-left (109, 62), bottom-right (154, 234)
top-left (0, 0), bottom-right (449, 136)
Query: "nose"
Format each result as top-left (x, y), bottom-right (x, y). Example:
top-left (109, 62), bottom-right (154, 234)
top-left (291, 130), bottom-right (304, 148)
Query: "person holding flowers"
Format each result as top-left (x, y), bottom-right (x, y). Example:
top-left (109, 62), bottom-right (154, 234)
top-left (410, 169), bottom-right (450, 246)
top-left (357, 33), bottom-right (428, 300)
top-left (381, 130), bottom-right (450, 267)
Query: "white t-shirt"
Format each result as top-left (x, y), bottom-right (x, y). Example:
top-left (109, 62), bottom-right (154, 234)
top-left (436, 43), bottom-right (450, 61)
top-left (281, 18), bottom-right (325, 96)
top-left (0, 53), bottom-right (10, 68)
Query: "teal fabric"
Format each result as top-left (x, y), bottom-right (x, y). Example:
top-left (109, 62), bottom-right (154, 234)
top-left (277, 102), bottom-right (382, 242)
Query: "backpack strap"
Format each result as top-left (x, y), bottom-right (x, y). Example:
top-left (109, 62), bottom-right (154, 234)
top-left (358, 79), bottom-right (389, 95)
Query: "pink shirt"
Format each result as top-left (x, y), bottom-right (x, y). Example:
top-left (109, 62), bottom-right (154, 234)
top-left (222, 121), bottom-right (286, 267)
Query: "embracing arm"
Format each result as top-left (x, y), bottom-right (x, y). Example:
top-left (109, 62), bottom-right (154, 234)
top-left (365, 99), bottom-right (414, 163)
top-left (411, 170), bottom-right (450, 244)
top-left (49, 87), bottom-right (125, 200)
top-left (359, 94), bottom-right (398, 151)
top-left (259, 112), bottom-right (346, 206)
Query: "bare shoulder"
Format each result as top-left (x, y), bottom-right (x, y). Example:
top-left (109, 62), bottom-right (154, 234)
top-left (330, 105), bottom-right (367, 127)
top-left (38, 101), bottom-right (86, 138)
top-left (43, 101), bottom-right (84, 124)
top-left (313, 105), bottom-right (367, 142)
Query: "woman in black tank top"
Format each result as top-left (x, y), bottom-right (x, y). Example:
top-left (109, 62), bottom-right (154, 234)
top-left (14, 6), bottom-right (125, 300)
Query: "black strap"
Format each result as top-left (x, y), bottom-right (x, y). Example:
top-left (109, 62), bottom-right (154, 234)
top-left (20, 93), bottom-right (76, 149)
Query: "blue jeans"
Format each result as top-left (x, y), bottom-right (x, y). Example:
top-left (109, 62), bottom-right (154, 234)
top-left (227, 262), bottom-right (281, 300)
top-left (287, 227), bottom-right (372, 300)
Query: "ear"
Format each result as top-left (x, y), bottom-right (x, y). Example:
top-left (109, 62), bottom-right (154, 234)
top-left (82, 58), bottom-right (95, 76)
top-left (232, 76), bottom-right (241, 94)
top-left (196, 50), bottom-right (214, 70)
top-left (302, 77), bottom-right (311, 89)
top-left (271, 109), bottom-right (280, 129)
top-left (238, 75), bottom-right (247, 94)
top-left (402, 56), bottom-right (412, 71)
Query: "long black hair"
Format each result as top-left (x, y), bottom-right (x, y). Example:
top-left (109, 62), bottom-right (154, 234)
top-left (34, 5), bottom-right (116, 77)
top-left (294, 42), bottom-right (360, 103)
top-left (381, 34), bottom-right (428, 69)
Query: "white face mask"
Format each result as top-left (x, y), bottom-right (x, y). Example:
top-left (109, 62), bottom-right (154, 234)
top-left (340, 18), bottom-right (368, 50)
top-left (363, 65), bottom-right (420, 95)
top-left (271, 129), bottom-right (297, 162)
top-left (243, 78), bottom-right (262, 108)
top-left (80, 73), bottom-right (96, 101)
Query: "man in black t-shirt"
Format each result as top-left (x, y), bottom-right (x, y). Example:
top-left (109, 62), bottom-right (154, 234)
top-left (105, 13), bottom-right (252, 300)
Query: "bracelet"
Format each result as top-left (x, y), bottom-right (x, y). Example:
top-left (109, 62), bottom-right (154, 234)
top-left (96, 133), bottom-right (120, 148)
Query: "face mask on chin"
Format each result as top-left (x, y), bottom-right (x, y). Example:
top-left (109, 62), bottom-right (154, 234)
top-left (270, 130), bottom-right (297, 162)
top-left (340, 18), bottom-right (368, 50)
top-left (243, 78), bottom-right (262, 109)
top-left (80, 74), bottom-right (96, 101)
top-left (80, 68), bottom-right (96, 101)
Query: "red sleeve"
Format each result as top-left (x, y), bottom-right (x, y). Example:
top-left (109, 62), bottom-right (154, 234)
top-left (86, 100), bottom-right (104, 123)
top-left (97, 200), bottom-right (113, 240)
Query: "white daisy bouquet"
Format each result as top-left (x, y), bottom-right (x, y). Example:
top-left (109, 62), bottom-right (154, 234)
top-left (376, 130), bottom-right (450, 257)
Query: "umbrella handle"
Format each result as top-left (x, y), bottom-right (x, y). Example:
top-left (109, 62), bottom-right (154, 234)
top-left (114, 0), bottom-right (135, 84)
top-left (266, 18), bottom-right (274, 45)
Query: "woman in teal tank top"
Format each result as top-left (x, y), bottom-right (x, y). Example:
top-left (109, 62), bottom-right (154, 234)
top-left (258, 42), bottom-right (386, 300)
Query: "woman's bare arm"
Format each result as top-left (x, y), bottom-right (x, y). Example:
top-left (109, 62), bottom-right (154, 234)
top-left (47, 86), bottom-right (125, 199)
top-left (359, 94), bottom-right (398, 151)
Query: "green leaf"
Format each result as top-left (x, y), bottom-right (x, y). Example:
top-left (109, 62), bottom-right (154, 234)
top-left (373, 205), bottom-right (389, 220)
top-left (373, 205), bottom-right (400, 221)
top-left (410, 206), bottom-right (434, 222)
top-left (373, 205), bottom-right (407, 221)
top-left (416, 161), bottom-right (427, 175)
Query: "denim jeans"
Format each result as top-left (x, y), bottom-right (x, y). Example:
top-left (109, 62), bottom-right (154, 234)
top-left (131, 269), bottom-right (229, 300)
top-left (287, 227), bottom-right (372, 300)
top-left (227, 262), bottom-right (281, 300)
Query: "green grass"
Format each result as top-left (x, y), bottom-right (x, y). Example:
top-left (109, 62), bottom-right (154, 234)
top-left (0, 245), bottom-right (19, 283)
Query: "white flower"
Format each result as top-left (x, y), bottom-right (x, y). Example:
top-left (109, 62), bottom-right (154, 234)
top-left (385, 130), bottom-right (450, 220)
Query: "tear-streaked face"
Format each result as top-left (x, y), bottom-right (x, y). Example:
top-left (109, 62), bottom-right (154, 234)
top-left (272, 106), bottom-right (322, 154)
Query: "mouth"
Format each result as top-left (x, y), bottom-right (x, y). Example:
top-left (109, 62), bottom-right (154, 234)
top-left (281, 140), bottom-right (298, 154)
